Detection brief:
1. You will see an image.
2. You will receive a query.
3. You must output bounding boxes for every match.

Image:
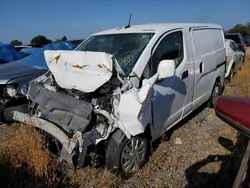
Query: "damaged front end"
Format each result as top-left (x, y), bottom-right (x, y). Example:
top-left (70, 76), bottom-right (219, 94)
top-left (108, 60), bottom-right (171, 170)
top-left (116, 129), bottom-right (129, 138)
top-left (10, 50), bottom-right (155, 170)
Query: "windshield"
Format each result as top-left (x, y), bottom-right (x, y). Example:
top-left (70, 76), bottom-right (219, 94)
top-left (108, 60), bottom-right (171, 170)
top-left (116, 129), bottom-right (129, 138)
top-left (75, 33), bottom-right (154, 76)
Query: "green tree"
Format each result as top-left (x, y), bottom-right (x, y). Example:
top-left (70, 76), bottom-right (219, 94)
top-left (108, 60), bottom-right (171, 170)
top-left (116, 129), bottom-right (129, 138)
top-left (30, 35), bottom-right (52, 45)
top-left (10, 40), bottom-right (22, 46)
top-left (228, 23), bottom-right (250, 37)
top-left (55, 38), bottom-right (62, 42)
top-left (54, 36), bottom-right (67, 42)
top-left (61, 36), bottom-right (67, 41)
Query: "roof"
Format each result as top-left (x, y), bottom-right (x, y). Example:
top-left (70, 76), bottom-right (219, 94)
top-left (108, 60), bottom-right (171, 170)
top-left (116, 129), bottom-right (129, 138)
top-left (14, 45), bottom-right (32, 48)
top-left (94, 23), bottom-right (222, 35)
top-left (0, 43), bottom-right (13, 47)
top-left (225, 39), bottom-right (234, 43)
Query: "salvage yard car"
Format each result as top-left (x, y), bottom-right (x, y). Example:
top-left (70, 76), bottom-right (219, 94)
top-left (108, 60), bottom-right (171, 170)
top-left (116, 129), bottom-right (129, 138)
top-left (0, 41), bottom-right (74, 119)
top-left (5, 23), bottom-right (226, 174)
top-left (0, 43), bottom-right (22, 64)
top-left (225, 39), bottom-right (244, 81)
top-left (215, 96), bottom-right (250, 188)
top-left (225, 33), bottom-right (247, 62)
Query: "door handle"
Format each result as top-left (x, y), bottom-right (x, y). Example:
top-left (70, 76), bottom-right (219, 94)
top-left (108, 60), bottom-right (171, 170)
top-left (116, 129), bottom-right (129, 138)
top-left (182, 70), bottom-right (189, 79)
top-left (199, 62), bottom-right (203, 73)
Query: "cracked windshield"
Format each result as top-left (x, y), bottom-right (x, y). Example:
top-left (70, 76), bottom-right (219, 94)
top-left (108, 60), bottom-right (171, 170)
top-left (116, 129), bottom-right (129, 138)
top-left (75, 33), bottom-right (154, 75)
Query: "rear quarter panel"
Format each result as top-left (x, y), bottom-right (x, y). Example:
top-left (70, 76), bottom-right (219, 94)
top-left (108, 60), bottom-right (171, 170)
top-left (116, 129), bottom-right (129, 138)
top-left (192, 28), bottom-right (225, 105)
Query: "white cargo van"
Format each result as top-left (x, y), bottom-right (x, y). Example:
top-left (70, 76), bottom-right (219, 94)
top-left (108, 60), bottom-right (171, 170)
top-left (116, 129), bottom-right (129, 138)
top-left (10, 23), bottom-right (226, 174)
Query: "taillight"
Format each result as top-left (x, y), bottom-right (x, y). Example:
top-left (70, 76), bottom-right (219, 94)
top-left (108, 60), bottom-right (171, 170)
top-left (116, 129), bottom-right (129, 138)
top-left (225, 56), bottom-right (228, 63)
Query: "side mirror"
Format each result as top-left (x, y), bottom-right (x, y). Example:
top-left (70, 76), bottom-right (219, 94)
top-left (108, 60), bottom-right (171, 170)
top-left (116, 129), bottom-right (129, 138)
top-left (157, 60), bottom-right (175, 80)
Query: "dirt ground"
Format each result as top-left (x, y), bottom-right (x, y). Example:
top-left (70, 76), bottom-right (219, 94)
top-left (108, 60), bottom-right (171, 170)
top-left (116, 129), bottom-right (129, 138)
top-left (0, 48), bottom-right (250, 188)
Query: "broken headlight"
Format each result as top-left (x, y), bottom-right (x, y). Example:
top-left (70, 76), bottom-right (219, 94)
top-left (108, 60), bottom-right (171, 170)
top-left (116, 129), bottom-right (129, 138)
top-left (1, 84), bottom-right (19, 97)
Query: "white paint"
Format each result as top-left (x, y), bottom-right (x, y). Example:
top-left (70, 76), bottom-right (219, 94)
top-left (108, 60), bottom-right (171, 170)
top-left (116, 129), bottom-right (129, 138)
top-left (40, 23), bottom-right (226, 142)
top-left (118, 74), bottom-right (158, 136)
top-left (44, 50), bottom-right (113, 93)
top-left (225, 39), bottom-right (244, 78)
top-left (157, 60), bottom-right (176, 79)
top-left (190, 27), bottom-right (226, 108)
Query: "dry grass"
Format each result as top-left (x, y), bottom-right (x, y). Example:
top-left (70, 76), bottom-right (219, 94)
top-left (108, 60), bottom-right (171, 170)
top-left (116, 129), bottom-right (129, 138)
top-left (0, 124), bottom-right (75, 188)
top-left (0, 49), bottom-right (249, 188)
top-left (0, 124), bottom-right (123, 188)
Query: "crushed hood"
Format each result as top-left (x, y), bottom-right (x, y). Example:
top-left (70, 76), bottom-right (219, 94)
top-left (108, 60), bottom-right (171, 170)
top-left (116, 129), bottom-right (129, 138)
top-left (44, 50), bottom-right (113, 93)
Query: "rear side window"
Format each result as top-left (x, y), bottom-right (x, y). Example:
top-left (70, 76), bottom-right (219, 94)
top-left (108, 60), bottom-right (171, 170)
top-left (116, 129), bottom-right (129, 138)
top-left (192, 28), bottom-right (224, 58)
top-left (229, 42), bottom-right (237, 51)
top-left (152, 31), bottom-right (184, 73)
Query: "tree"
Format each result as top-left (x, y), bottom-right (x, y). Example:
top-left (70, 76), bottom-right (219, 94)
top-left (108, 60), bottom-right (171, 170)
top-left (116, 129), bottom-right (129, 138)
top-left (30, 35), bottom-right (52, 45)
top-left (10, 40), bottom-right (22, 46)
top-left (61, 36), bottom-right (67, 41)
top-left (54, 36), bottom-right (67, 42)
top-left (55, 38), bottom-right (62, 42)
top-left (228, 23), bottom-right (250, 37)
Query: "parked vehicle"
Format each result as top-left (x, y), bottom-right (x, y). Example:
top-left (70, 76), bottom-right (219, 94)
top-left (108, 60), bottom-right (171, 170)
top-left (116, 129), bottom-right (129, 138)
top-left (215, 96), bottom-right (250, 188)
top-left (225, 39), bottom-right (244, 81)
top-left (245, 37), bottom-right (250, 46)
top-left (0, 43), bottom-right (22, 64)
top-left (6, 23), bottom-right (226, 174)
top-left (15, 44), bottom-right (45, 58)
top-left (14, 45), bottom-right (32, 52)
top-left (225, 33), bottom-right (247, 62)
top-left (19, 47), bottom-right (42, 58)
top-left (66, 39), bottom-right (84, 49)
top-left (0, 41), bottom-right (74, 117)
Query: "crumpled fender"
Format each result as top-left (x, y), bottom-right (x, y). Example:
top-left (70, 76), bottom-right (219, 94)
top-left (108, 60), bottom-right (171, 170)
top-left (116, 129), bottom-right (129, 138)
top-left (118, 74), bottom-right (158, 136)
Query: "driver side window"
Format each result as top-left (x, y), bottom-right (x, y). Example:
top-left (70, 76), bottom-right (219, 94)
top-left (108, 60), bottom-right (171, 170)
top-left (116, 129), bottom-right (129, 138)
top-left (151, 31), bottom-right (184, 74)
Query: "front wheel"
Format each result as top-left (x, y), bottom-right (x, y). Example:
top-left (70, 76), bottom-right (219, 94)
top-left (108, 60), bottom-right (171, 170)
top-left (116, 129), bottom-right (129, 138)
top-left (105, 129), bottom-right (148, 174)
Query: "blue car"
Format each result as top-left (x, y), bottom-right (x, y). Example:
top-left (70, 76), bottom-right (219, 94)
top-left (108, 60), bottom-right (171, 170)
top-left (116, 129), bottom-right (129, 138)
top-left (0, 41), bottom-right (74, 113)
top-left (0, 43), bottom-right (22, 64)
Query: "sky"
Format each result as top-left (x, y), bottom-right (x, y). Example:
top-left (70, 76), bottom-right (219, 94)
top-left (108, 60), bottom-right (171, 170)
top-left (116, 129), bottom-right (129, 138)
top-left (0, 0), bottom-right (249, 44)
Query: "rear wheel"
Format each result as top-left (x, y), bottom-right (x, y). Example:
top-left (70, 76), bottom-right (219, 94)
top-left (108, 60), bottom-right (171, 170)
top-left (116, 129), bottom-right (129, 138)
top-left (105, 129), bottom-right (148, 174)
top-left (228, 66), bottom-right (234, 82)
top-left (208, 81), bottom-right (223, 108)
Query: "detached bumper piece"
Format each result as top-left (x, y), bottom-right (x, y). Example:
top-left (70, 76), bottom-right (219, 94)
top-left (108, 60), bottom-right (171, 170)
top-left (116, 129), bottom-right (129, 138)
top-left (12, 111), bottom-right (92, 169)
top-left (28, 82), bottom-right (93, 133)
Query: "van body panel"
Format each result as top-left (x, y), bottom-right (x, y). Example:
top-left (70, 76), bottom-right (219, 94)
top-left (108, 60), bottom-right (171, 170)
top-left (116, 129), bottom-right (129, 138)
top-left (190, 28), bottom-right (225, 108)
top-left (150, 25), bottom-right (225, 140)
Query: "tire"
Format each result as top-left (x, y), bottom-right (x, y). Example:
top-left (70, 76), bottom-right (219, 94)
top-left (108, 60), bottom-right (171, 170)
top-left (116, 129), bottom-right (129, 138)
top-left (207, 81), bottom-right (223, 108)
top-left (105, 129), bottom-right (148, 174)
top-left (239, 63), bottom-right (243, 71)
top-left (0, 102), bottom-right (3, 123)
top-left (228, 66), bottom-right (234, 82)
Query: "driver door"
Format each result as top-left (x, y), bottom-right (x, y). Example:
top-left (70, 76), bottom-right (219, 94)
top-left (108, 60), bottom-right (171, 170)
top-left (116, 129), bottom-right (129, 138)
top-left (150, 30), bottom-right (193, 140)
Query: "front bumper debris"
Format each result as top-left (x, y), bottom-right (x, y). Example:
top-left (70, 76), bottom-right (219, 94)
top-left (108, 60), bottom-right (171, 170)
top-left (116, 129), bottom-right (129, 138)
top-left (12, 111), bottom-right (92, 169)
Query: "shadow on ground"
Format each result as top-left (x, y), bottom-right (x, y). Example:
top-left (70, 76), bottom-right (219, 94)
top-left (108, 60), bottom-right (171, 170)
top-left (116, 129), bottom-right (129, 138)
top-left (185, 133), bottom-right (249, 188)
top-left (152, 103), bottom-right (207, 150)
